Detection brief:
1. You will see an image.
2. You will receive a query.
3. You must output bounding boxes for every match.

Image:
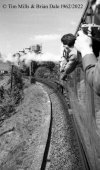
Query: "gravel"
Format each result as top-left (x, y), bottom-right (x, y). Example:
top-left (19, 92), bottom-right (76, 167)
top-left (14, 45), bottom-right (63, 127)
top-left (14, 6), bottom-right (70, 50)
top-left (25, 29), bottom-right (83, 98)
top-left (43, 85), bottom-right (84, 170)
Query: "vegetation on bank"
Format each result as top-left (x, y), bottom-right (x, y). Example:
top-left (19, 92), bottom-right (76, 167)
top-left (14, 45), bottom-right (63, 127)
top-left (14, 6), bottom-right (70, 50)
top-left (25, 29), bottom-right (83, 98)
top-left (0, 66), bottom-right (24, 125)
top-left (0, 61), bottom-right (60, 125)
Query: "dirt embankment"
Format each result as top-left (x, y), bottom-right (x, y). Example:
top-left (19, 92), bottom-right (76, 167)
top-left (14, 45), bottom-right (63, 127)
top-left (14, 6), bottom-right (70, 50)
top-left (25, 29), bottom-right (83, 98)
top-left (0, 82), bottom-right (51, 170)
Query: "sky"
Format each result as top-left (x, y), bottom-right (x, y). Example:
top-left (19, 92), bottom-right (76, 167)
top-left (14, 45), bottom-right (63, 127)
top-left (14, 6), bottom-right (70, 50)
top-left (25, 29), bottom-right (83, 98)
top-left (0, 0), bottom-right (88, 61)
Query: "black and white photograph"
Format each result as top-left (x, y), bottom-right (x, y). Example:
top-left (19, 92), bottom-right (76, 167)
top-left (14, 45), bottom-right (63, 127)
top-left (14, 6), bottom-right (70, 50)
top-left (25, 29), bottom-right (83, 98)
top-left (0, 0), bottom-right (100, 169)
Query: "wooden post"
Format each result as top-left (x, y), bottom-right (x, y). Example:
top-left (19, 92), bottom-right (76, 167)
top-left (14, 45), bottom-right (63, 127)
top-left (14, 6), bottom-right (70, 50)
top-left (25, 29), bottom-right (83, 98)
top-left (30, 62), bottom-right (32, 83)
top-left (11, 65), bottom-right (14, 90)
